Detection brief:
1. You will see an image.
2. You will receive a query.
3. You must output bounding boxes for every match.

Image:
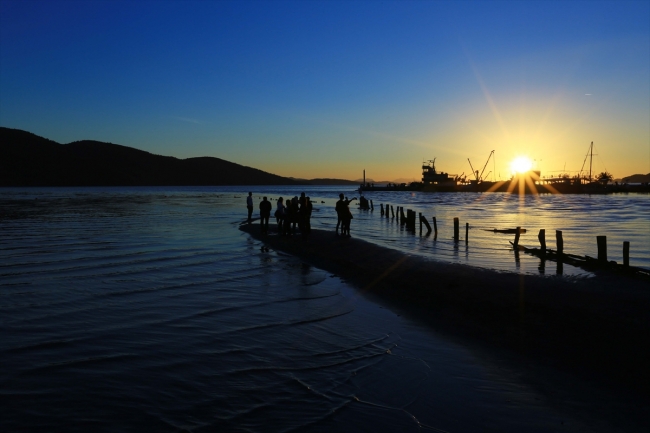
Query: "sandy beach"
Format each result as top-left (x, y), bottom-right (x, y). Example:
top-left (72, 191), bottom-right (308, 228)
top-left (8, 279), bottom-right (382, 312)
top-left (240, 224), bottom-right (650, 407)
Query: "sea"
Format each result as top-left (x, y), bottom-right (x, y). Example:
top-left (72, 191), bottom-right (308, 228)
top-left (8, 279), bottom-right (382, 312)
top-left (1, 186), bottom-right (649, 432)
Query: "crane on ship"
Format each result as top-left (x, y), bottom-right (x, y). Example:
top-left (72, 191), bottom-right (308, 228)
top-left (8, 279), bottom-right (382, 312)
top-left (468, 159), bottom-right (479, 182)
top-left (467, 150), bottom-right (495, 183)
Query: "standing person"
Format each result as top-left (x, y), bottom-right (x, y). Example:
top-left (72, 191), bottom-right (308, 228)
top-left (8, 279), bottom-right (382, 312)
top-left (335, 193), bottom-right (345, 233)
top-left (298, 192), bottom-right (307, 231)
top-left (303, 196), bottom-right (313, 235)
top-left (291, 196), bottom-right (299, 232)
top-left (282, 198), bottom-right (293, 236)
top-left (246, 192), bottom-right (254, 224)
top-left (259, 196), bottom-right (272, 234)
top-left (275, 197), bottom-right (285, 233)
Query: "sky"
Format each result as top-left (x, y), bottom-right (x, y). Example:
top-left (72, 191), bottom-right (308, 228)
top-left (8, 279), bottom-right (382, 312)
top-left (1, 0), bottom-right (649, 181)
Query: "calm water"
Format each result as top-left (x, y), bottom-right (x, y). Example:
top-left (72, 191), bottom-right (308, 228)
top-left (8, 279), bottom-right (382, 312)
top-left (1, 187), bottom-right (648, 432)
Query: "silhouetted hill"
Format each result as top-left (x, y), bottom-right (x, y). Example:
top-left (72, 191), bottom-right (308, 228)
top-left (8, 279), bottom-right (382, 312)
top-left (290, 177), bottom-right (358, 185)
top-left (622, 173), bottom-right (650, 183)
top-left (310, 178), bottom-right (358, 185)
top-left (0, 127), bottom-right (301, 186)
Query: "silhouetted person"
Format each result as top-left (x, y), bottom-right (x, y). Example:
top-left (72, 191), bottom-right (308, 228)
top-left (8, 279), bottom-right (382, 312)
top-left (290, 196), bottom-right (299, 232)
top-left (246, 192), bottom-right (253, 223)
top-left (284, 198), bottom-right (296, 235)
top-left (298, 192), bottom-right (307, 231)
top-left (303, 197), bottom-right (313, 234)
top-left (275, 197), bottom-right (285, 233)
top-left (259, 196), bottom-right (272, 234)
top-left (335, 193), bottom-right (345, 232)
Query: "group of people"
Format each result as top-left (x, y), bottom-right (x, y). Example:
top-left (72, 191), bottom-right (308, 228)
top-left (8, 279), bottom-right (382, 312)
top-left (275, 192), bottom-right (313, 235)
top-left (247, 192), bottom-right (313, 235)
top-left (247, 192), bottom-right (357, 237)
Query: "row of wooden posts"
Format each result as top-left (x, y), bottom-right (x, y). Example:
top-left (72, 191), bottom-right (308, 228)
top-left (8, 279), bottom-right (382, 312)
top-left (378, 203), bottom-right (461, 240)
top-left (513, 227), bottom-right (631, 268)
top-left (377, 203), bottom-right (632, 268)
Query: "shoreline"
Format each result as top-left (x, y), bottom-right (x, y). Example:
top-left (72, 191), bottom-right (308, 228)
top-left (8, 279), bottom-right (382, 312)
top-left (239, 224), bottom-right (650, 401)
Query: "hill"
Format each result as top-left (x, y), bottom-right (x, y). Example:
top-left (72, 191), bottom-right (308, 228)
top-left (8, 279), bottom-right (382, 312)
top-left (290, 177), bottom-right (358, 185)
top-left (354, 178), bottom-right (419, 185)
top-left (0, 127), bottom-right (301, 187)
top-left (622, 173), bottom-right (650, 183)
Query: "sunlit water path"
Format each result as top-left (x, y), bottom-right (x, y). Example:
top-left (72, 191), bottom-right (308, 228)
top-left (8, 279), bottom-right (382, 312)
top-left (1, 187), bottom-right (648, 432)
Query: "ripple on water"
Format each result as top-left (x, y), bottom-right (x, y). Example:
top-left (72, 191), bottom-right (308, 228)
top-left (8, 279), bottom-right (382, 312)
top-left (0, 187), bottom-right (646, 432)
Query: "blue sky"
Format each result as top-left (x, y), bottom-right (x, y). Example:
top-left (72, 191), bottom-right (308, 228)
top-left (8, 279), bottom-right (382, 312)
top-left (1, 0), bottom-right (648, 180)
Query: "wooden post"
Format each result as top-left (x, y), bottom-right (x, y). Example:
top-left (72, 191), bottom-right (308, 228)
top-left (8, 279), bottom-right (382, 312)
top-left (432, 217), bottom-right (437, 234)
top-left (453, 217), bottom-right (459, 242)
top-left (380, 204), bottom-right (384, 216)
top-left (623, 241), bottom-right (630, 267)
top-left (419, 212), bottom-right (423, 234)
top-left (538, 229), bottom-right (546, 253)
top-left (597, 236), bottom-right (607, 263)
top-left (370, 200), bottom-right (374, 210)
top-left (390, 205), bottom-right (395, 218)
top-left (465, 222), bottom-right (469, 243)
top-left (556, 230), bottom-right (563, 255)
top-left (513, 226), bottom-right (521, 248)
top-left (420, 214), bottom-right (432, 234)
top-left (400, 207), bottom-right (406, 225)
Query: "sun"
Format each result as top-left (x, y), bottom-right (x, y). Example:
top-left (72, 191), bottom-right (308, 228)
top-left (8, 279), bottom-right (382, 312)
top-left (510, 156), bottom-right (533, 174)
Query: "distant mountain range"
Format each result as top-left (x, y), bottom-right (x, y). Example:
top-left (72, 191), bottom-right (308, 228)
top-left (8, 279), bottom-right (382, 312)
top-left (622, 173), bottom-right (650, 183)
top-left (353, 177), bottom-right (419, 184)
top-left (0, 128), bottom-right (356, 187)
top-left (288, 177), bottom-right (358, 185)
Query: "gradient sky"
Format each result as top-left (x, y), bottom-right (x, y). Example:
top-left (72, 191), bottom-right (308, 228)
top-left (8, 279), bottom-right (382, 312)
top-left (1, 0), bottom-right (648, 181)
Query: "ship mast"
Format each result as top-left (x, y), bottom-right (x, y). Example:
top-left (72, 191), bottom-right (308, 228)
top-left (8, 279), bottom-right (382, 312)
top-left (579, 141), bottom-right (595, 184)
top-left (589, 141), bottom-right (593, 183)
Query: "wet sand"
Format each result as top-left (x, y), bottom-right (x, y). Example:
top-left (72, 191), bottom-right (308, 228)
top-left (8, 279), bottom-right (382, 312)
top-left (240, 224), bottom-right (650, 405)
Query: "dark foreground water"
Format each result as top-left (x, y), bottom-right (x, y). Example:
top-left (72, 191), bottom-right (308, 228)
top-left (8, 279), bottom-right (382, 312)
top-left (1, 187), bottom-right (648, 432)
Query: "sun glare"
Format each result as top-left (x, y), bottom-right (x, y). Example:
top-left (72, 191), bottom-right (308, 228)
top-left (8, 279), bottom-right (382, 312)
top-left (510, 156), bottom-right (533, 174)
